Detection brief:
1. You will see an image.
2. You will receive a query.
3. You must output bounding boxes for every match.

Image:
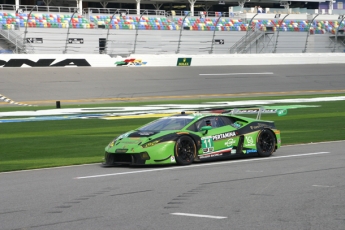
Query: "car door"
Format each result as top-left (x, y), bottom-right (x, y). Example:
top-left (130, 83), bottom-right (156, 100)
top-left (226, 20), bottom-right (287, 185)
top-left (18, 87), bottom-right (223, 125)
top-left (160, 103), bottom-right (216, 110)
top-left (194, 116), bottom-right (238, 159)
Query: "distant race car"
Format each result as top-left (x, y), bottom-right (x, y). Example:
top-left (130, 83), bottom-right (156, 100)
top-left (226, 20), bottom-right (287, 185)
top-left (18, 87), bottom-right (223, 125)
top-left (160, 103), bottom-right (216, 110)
top-left (103, 109), bottom-right (283, 166)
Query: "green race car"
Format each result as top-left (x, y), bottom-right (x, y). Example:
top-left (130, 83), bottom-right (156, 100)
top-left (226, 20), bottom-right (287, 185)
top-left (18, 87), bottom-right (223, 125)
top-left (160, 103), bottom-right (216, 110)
top-left (103, 109), bottom-right (282, 166)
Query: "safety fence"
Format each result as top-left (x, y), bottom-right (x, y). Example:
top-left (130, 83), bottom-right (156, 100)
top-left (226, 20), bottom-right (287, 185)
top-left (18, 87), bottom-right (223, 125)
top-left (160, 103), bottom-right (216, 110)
top-left (0, 8), bottom-right (345, 55)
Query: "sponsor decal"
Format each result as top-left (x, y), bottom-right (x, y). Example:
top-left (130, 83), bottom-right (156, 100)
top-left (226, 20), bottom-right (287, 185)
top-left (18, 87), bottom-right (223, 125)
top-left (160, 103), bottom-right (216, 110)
top-left (0, 59), bottom-right (91, 67)
top-left (213, 132), bottom-right (236, 141)
top-left (199, 152), bottom-right (223, 159)
top-left (225, 138), bottom-right (236, 147)
top-left (171, 156), bottom-right (176, 162)
top-left (201, 136), bottom-right (214, 153)
top-left (245, 136), bottom-right (255, 147)
top-left (115, 58), bottom-right (147, 66)
top-left (68, 38), bottom-right (84, 44)
top-left (250, 123), bottom-right (272, 130)
top-left (214, 39), bottom-right (224, 45)
top-left (26, 38), bottom-right (43, 43)
top-left (277, 109), bottom-right (287, 116)
top-left (244, 149), bottom-right (257, 154)
top-left (177, 58), bottom-right (192, 66)
top-left (137, 132), bottom-right (155, 136)
top-left (231, 149), bottom-right (237, 154)
top-left (202, 147), bottom-right (214, 153)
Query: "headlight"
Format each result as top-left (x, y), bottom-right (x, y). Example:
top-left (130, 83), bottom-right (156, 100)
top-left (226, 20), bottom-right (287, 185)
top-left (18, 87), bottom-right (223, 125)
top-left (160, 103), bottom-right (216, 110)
top-left (108, 132), bottom-right (131, 147)
top-left (108, 139), bottom-right (116, 147)
top-left (142, 140), bottom-right (160, 148)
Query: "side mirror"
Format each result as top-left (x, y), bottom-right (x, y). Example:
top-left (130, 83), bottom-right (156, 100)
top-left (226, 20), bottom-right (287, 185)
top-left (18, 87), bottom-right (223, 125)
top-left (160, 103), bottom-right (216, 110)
top-left (200, 126), bottom-right (212, 134)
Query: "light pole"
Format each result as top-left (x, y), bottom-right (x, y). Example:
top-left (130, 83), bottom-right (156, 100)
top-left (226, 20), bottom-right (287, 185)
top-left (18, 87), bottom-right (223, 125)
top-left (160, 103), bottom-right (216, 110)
top-left (23, 5), bottom-right (37, 54)
top-left (273, 13), bottom-right (289, 53)
top-left (133, 10), bottom-right (148, 54)
top-left (209, 14), bottom-right (222, 54)
top-left (244, 13), bottom-right (258, 54)
top-left (105, 9), bottom-right (120, 54)
top-left (63, 8), bottom-right (79, 54)
top-left (302, 14), bottom-right (319, 53)
top-left (176, 11), bottom-right (191, 54)
top-left (333, 15), bottom-right (345, 52)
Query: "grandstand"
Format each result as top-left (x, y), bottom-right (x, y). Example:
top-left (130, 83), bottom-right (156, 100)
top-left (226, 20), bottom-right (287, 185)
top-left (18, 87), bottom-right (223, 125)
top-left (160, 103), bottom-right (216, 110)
top-left (0, 1), bottom-right (345, 55)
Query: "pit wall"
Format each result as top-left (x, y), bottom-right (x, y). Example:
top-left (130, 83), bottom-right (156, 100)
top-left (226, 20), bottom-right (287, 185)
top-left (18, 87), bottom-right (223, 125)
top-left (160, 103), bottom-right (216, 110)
top-left (1, 53), bottom-right (345, 67)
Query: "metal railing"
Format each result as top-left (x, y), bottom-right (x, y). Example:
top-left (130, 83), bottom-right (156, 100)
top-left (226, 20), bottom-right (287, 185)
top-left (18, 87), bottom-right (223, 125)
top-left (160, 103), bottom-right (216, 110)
top-left (86, 8), bottom-right (165, 16)
top-left (0, 4), bottom-right (77, 13)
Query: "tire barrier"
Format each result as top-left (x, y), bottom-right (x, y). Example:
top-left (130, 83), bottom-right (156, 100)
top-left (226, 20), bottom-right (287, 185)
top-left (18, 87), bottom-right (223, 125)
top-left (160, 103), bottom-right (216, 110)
top-left (0, 94), bottom-right (34, 106)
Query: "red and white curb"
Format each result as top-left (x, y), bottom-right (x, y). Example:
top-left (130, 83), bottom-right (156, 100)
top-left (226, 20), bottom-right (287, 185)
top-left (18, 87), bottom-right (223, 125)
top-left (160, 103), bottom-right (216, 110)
top-left (0, 94), bottom-right (34, 106)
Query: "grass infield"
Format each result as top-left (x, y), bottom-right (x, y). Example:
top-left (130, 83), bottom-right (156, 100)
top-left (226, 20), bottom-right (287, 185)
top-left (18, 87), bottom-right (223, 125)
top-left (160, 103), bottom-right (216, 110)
top-left (0, 93), bottom-right (344, 172)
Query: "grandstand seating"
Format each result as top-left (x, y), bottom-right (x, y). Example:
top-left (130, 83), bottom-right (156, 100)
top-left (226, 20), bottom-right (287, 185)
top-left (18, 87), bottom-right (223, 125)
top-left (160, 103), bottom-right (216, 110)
top-left (0, 11), bottom-right (344, 34)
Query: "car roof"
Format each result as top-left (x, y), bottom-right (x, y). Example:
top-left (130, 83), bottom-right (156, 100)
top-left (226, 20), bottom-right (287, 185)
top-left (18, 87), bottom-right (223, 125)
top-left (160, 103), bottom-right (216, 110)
top-left (171, 112), bottom-right (224, 119)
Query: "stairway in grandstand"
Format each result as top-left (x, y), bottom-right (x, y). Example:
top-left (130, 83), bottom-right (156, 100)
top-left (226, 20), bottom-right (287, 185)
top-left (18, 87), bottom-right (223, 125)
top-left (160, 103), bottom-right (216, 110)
top-left (229, 30), bottom-right (264, 53)
top-left (0, 29), bottom-right (34, 53)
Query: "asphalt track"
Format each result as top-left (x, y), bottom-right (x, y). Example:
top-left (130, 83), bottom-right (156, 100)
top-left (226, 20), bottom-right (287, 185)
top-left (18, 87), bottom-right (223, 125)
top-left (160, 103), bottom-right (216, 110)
top-left (0, 141), bottom-right (345, 230)
top-left (1, 64), bottom-right (345, 105)
top-left (1, 64), bottom-right (345, 230)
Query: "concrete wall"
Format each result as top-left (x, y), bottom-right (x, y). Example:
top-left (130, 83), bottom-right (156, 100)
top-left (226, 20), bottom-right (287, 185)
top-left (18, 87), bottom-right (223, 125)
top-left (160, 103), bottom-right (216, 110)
top-left (10, 27), bottom-right (341, 55)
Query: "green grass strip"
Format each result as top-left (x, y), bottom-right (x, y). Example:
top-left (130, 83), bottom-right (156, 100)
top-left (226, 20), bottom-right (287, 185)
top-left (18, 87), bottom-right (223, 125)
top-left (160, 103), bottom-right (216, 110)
top-left (0, 94), bottom-right (344, 172)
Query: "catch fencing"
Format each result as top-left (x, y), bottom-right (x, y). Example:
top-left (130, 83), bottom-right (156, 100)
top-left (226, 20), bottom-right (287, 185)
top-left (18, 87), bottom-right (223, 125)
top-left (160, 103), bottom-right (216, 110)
top-left (1, 8), bottom-right (345, 55)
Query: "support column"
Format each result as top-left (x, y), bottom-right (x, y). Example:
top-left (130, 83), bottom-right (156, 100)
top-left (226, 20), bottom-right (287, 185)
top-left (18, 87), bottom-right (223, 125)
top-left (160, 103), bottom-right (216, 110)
top-left (202, 4), bottom-right (212, 11)
top-left (329, 0), bottom-right (334, 11)
top-left (15, 0), bottom-right (20, 11)
top-left (153, 3), bottom-right (163, 10)
top-left (238, 0), bottom-right (245, 8)
top-left (188, 0), bottom-right (197, 16)
top-left (136, 0), bottom-right (141, 15)
top-left (76, 0), bottom-right (83, 14)
top-left (99, 1), bottom-right (109, 8)
top-left (280, 1), bottom-right (290, 13)
top-left (43, 0), bottom-right (53, 6)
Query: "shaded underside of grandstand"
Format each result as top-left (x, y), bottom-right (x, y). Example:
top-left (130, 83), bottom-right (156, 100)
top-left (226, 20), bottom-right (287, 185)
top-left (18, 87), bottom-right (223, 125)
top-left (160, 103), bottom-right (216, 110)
top-left (0, 1), bottom-right (344, 55)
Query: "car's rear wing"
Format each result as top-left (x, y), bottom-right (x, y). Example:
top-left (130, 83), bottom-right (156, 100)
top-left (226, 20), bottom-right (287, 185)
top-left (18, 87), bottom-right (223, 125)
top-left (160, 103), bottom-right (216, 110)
top-left (225, 107), bottom-right (287, 120)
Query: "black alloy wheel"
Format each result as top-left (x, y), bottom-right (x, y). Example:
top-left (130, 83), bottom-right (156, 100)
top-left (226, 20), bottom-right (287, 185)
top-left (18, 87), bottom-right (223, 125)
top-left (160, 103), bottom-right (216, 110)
top-left (257, 129), bottom-right (276, 157)
top-left (174, 136), bottom-right (196, 165)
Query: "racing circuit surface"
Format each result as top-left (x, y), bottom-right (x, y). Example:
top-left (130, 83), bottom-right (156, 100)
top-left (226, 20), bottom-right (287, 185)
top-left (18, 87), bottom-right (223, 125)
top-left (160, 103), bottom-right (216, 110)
top-left (1, 65), bottom-right (345, 229)
top-left (0, 142), bottom-right (345, 230)
top-left (0, 64), bottom-right (345, 105)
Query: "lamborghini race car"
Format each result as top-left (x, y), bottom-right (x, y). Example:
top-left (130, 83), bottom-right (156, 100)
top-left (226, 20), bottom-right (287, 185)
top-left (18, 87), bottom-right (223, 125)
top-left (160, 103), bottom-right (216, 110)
top-left (103, 109), bottom-right (282, 166)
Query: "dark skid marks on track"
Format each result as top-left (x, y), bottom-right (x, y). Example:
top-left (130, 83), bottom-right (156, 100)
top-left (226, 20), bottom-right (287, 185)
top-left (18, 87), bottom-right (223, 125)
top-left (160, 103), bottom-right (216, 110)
top-left (164, 185), bottom-right (208, 209)
top-left (10, 217), bottom-right (102, 230)
top-left (47, 186), bottom-right (117, 214)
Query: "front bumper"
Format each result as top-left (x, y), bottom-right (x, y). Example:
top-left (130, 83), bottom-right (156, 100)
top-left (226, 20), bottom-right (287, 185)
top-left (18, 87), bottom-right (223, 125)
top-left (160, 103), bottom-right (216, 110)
top-left (103, 152), bottom-right (148, 166)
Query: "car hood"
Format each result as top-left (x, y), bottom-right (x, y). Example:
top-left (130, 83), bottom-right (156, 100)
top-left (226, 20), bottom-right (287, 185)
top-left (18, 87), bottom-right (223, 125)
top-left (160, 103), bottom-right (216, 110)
top-left (114, 130), bottom-right (179, 146)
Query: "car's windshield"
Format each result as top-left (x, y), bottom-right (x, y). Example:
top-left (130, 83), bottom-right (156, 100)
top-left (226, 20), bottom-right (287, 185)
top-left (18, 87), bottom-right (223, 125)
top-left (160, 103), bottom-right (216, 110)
top-left (138, 116), bottom-right (194, 131)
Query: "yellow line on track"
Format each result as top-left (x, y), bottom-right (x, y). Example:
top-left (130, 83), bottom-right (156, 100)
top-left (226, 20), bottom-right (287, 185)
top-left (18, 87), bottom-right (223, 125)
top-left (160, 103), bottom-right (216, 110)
top-left (1, 89), bottom-right (345, 105)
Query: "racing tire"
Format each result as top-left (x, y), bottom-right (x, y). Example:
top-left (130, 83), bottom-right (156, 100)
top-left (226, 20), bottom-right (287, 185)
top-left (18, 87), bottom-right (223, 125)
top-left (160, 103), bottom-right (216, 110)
top-left (256, 129), bottom-right (276, 157)
top-left (174, 135), bottom-right (197, 165)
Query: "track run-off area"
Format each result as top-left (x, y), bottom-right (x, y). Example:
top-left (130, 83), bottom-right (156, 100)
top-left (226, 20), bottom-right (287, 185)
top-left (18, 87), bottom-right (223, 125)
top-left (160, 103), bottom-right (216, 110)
top-left (1, 142), bottom-right (344, 230)
top-left (0, 64), bottom-right (344, 230)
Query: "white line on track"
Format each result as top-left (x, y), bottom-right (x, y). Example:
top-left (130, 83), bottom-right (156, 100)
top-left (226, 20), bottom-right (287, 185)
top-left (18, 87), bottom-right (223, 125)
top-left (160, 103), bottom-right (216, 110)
top-left (170, 213), bottom-right (227, 219)
top-left (74, 152), bottom-right (329, 180)
top-left (199, 72), bottom-right (274, 76)
top-left (312, 185), bottom-right (336, 188)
